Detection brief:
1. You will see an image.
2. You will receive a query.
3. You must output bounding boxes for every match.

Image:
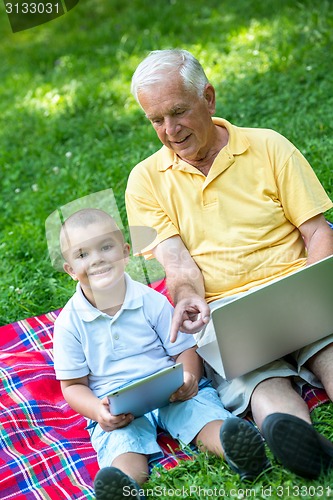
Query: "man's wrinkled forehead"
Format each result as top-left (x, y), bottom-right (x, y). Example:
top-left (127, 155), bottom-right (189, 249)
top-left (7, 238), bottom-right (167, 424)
top-left (138, 73), bottom-right (192, 109)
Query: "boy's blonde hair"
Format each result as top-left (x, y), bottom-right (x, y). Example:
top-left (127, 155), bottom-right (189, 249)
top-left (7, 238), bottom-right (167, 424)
top-left (60, 208), bottom-right (124, 259)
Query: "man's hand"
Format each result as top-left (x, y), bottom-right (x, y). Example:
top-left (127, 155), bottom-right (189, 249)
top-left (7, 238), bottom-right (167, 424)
top-left (97, 397), bottom-right (134, 432)
top-left (152, 236), bottom-right (210, 342)
top-left (170, 296), bottom-right (210, 342)
top-left (169, 371), bottom-right (199, 402)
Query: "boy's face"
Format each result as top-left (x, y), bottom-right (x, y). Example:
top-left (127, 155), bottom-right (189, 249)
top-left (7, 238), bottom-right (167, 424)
top-left (62, 221), bottom-right (130, 299)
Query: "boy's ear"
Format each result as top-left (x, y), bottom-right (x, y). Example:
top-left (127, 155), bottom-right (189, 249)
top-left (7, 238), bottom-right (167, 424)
top-left (124, 243), bottom-right (130, 256)
top-left (63, 262), bottom-right (78, 281)
top-left (124, 243), bottom-right (130, 264)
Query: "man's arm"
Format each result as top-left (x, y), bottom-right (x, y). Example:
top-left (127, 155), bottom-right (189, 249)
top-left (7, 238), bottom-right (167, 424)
top-left (298, 214), bottom-right (333, 265)
top-left (153, 235), bottom-right (210, 342)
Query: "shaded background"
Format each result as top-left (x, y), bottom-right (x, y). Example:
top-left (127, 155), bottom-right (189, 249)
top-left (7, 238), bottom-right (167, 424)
top-left (0, 0), bottom-right (332, 324)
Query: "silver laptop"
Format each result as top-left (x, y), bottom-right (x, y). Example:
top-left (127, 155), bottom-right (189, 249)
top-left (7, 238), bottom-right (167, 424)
top-left (197, 255), bottom-right (333, 381)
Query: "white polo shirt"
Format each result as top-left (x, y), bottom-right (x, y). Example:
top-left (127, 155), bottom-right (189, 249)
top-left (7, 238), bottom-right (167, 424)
top-left (53, 273), bottom-right (196, 398)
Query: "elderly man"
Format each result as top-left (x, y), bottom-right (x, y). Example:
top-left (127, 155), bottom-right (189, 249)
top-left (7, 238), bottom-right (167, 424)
top-left (125, 49), bottom-right (333, 479)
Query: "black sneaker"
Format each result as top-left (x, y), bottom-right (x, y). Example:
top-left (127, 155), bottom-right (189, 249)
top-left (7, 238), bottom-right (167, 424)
top-left (220, 417), bottom-right (269, 481)
top-left (94, 466), bottom-right (144, 500)
top-left (262, 413), bottom-right (333, 479)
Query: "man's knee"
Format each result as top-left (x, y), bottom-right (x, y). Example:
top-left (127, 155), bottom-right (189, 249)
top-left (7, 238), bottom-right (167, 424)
top-left (306, 342), bottom-right (333, 370)
top-left (305, 343), bottom-right (333, 388)
top-left (252, 377), bottom-right (292, 401)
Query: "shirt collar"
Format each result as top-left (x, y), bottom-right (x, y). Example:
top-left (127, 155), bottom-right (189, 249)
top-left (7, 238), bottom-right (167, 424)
top-left (158, 146), bottom-right (175, 172)
top-left (121, 273), bottom-right (144, 311)
top-left (213, 117), bottom-right (249, 156)
top-left (73, 273), bottom-right (144, 322)
top-left (157, 117), bottom-right (249, 172)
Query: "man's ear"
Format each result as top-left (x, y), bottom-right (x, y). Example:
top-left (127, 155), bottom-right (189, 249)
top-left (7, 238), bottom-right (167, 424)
top-left (203, 83), bottom-right (216, 115)
top-left (63, 262), bottom-right (78, 281)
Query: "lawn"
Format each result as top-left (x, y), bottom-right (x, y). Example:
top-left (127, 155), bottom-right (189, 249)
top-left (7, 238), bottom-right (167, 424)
top-left (0, 0), bottom-right (333, 497)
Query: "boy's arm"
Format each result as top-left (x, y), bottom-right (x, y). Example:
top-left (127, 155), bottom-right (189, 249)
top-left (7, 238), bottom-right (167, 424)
top-left (61, 376), bottom-right (134, 432)
top-left (170, 346), bottom-right (204, 402)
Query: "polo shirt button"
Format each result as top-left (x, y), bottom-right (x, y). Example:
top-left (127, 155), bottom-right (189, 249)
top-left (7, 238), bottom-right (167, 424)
top-left (113, 334), bottom-right (119, 340)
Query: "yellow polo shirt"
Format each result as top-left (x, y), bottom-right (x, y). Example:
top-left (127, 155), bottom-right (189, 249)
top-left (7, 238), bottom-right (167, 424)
top-left (125, 118), bottom-right (333, 302)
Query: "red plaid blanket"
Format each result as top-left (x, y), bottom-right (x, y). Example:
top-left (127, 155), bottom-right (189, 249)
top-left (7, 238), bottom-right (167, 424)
top-left (0, 278), bottom-right (329, 498)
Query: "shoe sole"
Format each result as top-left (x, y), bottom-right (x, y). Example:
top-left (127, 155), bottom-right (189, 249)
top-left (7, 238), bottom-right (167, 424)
top-left (94, 467), bottom-right (141, 500)
top-left (220, 418), bottom-right (268, 481)
top-left (262, 413), bottom-right (333, 479)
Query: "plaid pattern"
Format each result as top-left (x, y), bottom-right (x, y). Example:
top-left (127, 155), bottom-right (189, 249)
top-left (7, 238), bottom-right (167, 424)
top-left (0, 278), bottom-right (329, 498)
top-left (302, 384), bottom-right (329, 411)
top-left (0, 280), bottom-right (190, 499)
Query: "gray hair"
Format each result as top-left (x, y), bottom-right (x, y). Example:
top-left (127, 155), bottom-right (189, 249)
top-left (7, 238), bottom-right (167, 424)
top-left (131, 49), bottom-right (209, 102)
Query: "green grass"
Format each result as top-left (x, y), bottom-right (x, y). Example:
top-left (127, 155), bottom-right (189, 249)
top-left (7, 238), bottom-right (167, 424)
top-left (0, 0), bottom-right (332, 323)
top-left (1, 0), bottom-right (333, 497)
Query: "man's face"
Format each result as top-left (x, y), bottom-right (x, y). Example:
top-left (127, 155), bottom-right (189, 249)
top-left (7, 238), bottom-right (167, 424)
top-left (62, 221), bottom-right (129, 300)
top-left (138, 74), bottom-right (216, 163)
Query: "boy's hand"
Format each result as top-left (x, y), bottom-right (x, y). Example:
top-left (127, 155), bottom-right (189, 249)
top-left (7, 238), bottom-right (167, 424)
top-left (97, 397), bottom-right (134, 432)
top-left (169, 371), bottom-right (198, 402)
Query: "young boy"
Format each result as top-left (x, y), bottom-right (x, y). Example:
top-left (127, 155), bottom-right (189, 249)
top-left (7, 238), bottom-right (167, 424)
top-left (53, 208), bottom-right (268, 500)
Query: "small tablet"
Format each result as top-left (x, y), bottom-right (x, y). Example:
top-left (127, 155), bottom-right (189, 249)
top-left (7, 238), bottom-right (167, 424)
top-left (108, 363), bottom-right (184, 417)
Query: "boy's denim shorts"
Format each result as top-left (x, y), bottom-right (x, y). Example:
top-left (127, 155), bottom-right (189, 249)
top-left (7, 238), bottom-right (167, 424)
top-left (89, 379), bottom-right (232, 468)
